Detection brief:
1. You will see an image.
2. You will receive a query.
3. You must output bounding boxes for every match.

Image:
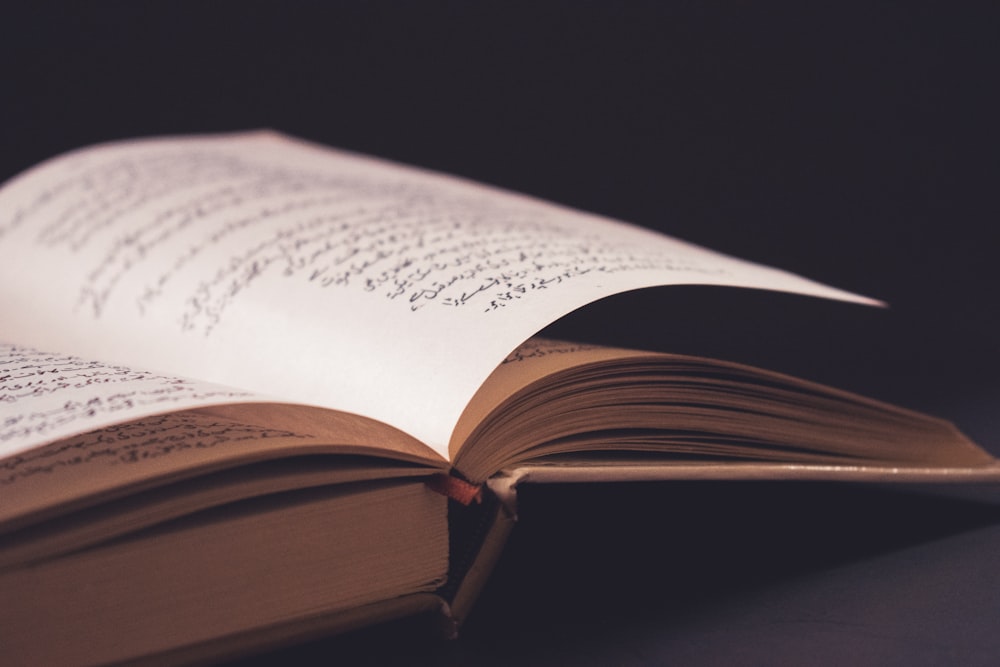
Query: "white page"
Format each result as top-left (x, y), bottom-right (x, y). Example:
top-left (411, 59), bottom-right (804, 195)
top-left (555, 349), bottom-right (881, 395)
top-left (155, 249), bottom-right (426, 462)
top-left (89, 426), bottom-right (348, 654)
top-left (0, 343), bottom-right (263, 460)
top-left (0, 132), bottom-right (878, 458)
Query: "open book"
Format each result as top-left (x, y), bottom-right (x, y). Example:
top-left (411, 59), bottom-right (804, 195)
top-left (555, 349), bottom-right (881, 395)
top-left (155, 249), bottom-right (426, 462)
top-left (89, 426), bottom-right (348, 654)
top-left (1, 132), bottom-right (996, 666)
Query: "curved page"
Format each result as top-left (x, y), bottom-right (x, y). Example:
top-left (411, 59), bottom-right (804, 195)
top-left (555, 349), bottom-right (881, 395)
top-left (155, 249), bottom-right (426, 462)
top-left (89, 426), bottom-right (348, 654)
top-left (0, 132), bottom-right (877, 457)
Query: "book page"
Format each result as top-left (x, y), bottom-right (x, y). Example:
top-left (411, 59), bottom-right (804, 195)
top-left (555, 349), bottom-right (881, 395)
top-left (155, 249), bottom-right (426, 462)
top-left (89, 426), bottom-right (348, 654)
top-left (0, 132), bottom-right (878, 458)
top-left (450, 338), bottom-right (998, 481)
top-left (0, 342), bottom-right (260, 460)
top-left (0, 341), bottom-right (444, 526)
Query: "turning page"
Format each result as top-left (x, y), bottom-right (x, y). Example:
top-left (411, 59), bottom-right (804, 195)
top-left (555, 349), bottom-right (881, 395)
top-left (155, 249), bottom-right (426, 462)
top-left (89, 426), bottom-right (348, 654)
top-left (0, 132), bottom-right (877, 457)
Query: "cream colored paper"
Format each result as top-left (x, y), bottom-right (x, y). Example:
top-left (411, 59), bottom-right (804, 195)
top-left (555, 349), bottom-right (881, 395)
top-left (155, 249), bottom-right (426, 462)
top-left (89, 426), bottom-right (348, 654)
top-left (0, 132), bottom-right (878, 458)
top-left (0, 342), bottom-right (263, 459)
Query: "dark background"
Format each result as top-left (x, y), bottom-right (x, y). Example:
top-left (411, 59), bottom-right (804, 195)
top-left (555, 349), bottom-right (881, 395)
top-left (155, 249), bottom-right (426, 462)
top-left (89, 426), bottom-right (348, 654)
top-left (3, 2), bottom-right (999, 664)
